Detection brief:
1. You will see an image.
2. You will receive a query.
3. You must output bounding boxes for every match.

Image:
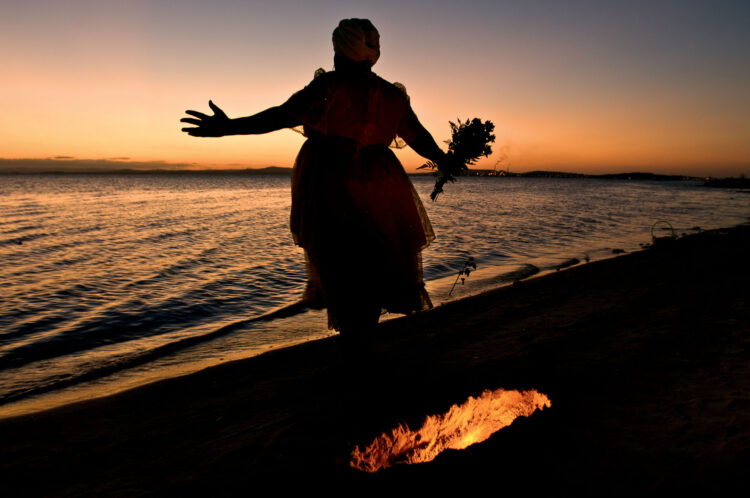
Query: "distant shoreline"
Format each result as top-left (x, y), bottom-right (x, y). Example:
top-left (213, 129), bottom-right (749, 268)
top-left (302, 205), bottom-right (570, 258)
top-left (465, 170), bottom-right (707, 181)
top-left (2, 157), bottom-right (748, 184)
top-left (2, 167), bottom-right (748, 185)
top-left (0, 166), bottom-right (294, 176)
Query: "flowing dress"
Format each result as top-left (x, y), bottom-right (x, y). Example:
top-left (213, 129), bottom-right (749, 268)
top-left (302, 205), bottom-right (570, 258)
top-left (282, 69), bottom-right (434, 330)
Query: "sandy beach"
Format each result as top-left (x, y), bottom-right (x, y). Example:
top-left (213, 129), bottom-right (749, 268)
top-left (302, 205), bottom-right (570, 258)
top-left (2, 223), bottom-right (749, 495)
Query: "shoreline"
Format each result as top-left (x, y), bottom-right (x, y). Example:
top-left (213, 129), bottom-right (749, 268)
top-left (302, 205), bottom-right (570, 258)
top-left (2, 224), bottom-right (749, 493)
top-left (0, 228), bottom-right (649, 418)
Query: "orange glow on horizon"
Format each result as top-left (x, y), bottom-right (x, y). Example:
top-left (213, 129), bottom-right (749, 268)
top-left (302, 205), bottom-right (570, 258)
top-left (2, 2), bottom-right (748, 177)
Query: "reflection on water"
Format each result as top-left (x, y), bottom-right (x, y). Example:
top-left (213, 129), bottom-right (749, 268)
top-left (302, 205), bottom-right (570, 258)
top-left (0, 174), bottom-right (747, 414)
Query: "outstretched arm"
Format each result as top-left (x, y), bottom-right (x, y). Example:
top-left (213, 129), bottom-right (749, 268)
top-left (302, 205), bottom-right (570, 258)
top-left (181, 100), bottom-right (301, 137)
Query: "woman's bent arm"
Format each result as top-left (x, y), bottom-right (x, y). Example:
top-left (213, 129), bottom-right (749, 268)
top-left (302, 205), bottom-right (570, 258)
top-left (409, 130), bottom-right (446, 164)
top-left (181, 101), bottom-right (301, 137)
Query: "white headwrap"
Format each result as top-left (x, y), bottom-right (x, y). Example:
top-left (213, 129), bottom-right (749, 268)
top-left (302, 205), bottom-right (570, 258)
top-left (332, 18), bottom-right (380, 66)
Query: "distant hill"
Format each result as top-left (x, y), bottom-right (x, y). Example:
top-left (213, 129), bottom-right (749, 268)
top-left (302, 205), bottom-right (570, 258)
top-left (0, 159), bottom-right (292, 175)
top-left (703, 177), bottom-right (750, 189)
top-left (465, 169), bottom-right (706, 181)
top-left (3, 158), bottom-right (744, 185)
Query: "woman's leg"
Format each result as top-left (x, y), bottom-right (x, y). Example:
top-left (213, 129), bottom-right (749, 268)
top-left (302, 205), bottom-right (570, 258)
top-left (336, 301), bottom-right (380, 355)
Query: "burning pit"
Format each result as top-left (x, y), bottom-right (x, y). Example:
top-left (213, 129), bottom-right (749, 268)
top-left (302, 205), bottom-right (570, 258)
top-left (350, 388), bottom-right (551, 472)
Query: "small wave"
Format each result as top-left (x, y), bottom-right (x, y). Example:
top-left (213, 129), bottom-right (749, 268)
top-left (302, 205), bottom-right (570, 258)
top-left (52, 255), bottom-right (91, 267)
top-left (552, 258), bottom-right (580, 271)
top-left (500, 264), bottom-right (540, 282)
top-left (0, 224), bottom-right (43, 236)
top-left (137, 227), bottom-right (199, 245)
top-left (0, 271), bottom-right (305, 370)
top-left (0, 300), bottom-right (310, 405)
top-left (0, 232), bottom-right (49, 247)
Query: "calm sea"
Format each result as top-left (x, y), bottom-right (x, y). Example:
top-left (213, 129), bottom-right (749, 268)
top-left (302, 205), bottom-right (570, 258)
top-left (1, 173), bottom-right (748, 416)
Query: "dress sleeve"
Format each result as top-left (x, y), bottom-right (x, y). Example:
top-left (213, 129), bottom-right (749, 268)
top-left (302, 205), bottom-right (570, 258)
top-left (281, 74), bottom-right (333, 134)
top-left (397, 105), bottom-right (428, 145)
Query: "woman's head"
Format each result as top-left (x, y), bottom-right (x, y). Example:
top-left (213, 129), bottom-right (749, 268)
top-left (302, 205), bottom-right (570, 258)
top-left (332, 18), bottom-right (380, 69)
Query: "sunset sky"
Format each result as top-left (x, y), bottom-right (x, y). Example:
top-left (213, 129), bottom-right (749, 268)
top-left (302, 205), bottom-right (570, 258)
top-left (2, 0), bottom-right (749, 176)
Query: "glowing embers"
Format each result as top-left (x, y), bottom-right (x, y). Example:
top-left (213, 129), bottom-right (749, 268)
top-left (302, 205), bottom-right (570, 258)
top-left (350, 388), bottom-right (551, 472)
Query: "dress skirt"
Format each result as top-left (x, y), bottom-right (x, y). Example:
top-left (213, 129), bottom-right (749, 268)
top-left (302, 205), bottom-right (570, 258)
top-left (290, 134), bottom-right (434, 330)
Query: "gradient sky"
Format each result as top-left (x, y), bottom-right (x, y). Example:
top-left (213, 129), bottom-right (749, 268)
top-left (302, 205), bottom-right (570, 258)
top-left (2, 0), bottom-right (749, 175)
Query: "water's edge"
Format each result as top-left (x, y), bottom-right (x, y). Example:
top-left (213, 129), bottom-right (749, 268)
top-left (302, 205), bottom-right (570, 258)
top-left (0, 222), bottom-right (730, 420)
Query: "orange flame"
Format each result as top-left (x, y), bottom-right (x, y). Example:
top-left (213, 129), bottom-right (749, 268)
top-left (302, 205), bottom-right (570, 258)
top-left (350, 388), bottom-right (551, 472)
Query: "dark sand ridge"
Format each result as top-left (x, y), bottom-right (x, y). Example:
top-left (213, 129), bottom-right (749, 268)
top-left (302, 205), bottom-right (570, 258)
top-left (2, 225), bottom-right (749, 494)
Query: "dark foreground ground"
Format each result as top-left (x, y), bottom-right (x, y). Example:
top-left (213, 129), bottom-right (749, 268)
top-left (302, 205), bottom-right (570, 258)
top-left (2, 224), bottom-right (749, 495)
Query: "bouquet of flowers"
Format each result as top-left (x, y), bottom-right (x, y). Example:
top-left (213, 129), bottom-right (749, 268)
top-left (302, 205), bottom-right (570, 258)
top-left (420, 118), bottom-right (495, 200)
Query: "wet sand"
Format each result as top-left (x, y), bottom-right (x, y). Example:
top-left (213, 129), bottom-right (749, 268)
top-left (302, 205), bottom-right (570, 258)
top-left (2, 224), bottom-right (749, 495)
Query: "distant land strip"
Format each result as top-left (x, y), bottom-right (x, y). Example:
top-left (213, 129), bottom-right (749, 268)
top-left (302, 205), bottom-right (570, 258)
top-left (0, 158), bottom-right (747, 186)
top-left (467, 169), bottom-right (749, 187)
top-left (0, 158), bottom-right (291, 176)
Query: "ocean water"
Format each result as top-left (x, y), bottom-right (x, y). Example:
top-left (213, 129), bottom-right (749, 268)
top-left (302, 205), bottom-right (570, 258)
top-left (1, 173), bottom-right (748, 416)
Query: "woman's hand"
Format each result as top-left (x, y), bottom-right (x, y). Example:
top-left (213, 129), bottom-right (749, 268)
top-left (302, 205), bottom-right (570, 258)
top-left (181, 100), bottom-right (231, 137)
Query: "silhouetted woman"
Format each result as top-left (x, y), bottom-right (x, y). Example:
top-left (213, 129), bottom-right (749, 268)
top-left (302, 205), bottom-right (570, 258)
top-left (182, 19), bottom-right (445, 349)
